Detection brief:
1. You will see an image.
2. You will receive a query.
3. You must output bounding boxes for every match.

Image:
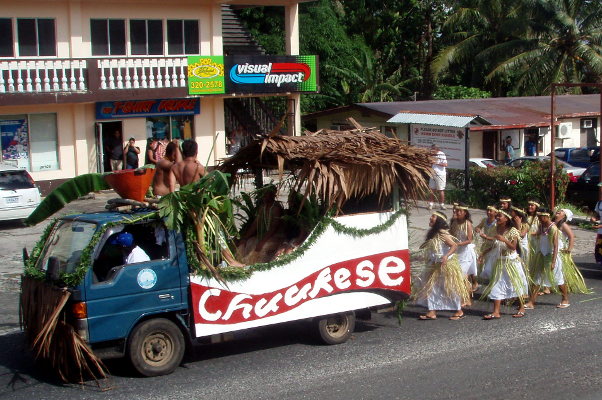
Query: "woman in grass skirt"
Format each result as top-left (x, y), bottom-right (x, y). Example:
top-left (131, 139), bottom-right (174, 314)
top-left (524, 209), bottom-right (570, 309)
top-left (479, 210), bottom-right (528, 319)
top-left (510, 206), bottom-right (530, 269)
top-left (414, 211), bottom-right (471, 320)
top-left (476, 206), bottom-right (498, 280)
top-left (554, 209), bottom-right (590, 294)
top-left (450, 203), bottom-right (478, 293)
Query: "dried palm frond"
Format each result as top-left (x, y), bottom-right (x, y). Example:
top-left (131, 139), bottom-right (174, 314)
top-left (20, 276), bottom-right (108, 383)
top-left (220, 122), bottom-right (433, 211)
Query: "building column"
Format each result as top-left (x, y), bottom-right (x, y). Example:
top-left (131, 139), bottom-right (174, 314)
top-left (285, 4), bottom-right (301, 136)
top-left (68, 0), bottom-right (83, 57)
top-left (71, 104), bottom-right (89, 175)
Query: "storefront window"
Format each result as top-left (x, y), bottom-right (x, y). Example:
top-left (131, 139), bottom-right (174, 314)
top-left (0, 113), bottom-right (59, 171)
top-left (146, 116), bottom-right (193, 141)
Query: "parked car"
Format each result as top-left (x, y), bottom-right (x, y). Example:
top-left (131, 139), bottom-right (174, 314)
top-left (567, 161), bottom-right (599, 210)
top-left (551, 147), bottom-right (598, 168)
top-left (469, 158), bottom-right (502, 168)
top-left (0, 164), bottom-right (41, 221)
top-left (506, 156), bottom-right (586, 182)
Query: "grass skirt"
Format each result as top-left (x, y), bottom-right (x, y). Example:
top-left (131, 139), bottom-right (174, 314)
top-left (560, 251), bottom-right (591, 294)
top-left (530, 252), bottom-right (564, 289)
top-left (480, 253), bottom-right (528, 304)
top-left (413, 256), bottom-right (471, 311)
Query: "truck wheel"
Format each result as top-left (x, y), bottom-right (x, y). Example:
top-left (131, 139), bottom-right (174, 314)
top-left (314, 312), bottom-right (355, 345)
top-left (127, 318), bottom-right (185, 377)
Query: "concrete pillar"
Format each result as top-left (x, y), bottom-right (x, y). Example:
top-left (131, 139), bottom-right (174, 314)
top-left (71, 104), bottom-right (89, 175)
top-left (68, 0), bottom-right (83, 57)
top-left (285, 4), bottom-right (301, 136)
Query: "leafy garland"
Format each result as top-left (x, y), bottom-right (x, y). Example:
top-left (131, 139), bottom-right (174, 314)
top-left (23, 213), bottom-right (159, 287)
top-left (24, 205), bottom-right (407, 286)
top-left (207, 208), bottom-right (408, 282)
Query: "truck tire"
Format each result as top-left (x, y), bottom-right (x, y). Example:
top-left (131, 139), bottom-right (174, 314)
top-left (314, 311), bottom-right (355, 345)
top-left (127, 318), bottom-right (185, 377)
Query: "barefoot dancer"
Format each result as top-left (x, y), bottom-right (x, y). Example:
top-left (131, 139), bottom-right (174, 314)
top-left (450, 203), bottom-right (478, 294)
top-left (480, 210), bottom-right (528, 319)
top-left (414, 212), bottom-right (470, 320)
top-left (554, 209), bottom-right (590, 294)
top-left (524, 209), bottom-right (570, 310)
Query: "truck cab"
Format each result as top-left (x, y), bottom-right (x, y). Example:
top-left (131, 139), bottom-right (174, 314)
top-left (34, 211), bottom-right (191, 376)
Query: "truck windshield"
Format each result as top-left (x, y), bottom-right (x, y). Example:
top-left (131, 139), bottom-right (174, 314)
top-left (36, 220), bottom-right (98, 275)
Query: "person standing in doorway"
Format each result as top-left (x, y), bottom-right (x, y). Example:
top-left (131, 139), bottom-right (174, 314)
top-left (428, 144), bottom-right (447, 210)
top-left (525, 134), bottom-right (538, 156)
top-left (504, 136), bottom-right (515, 162)
top-left (105, 130), bottom-right (124, 171)
top-left (124, 137), bottom-right (140, 169)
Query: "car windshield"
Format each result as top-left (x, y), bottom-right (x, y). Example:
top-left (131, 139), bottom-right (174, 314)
top-left (583, 163), bottom-right (600, 178)
top-left (570, 149), bottom-right (591, 163)
top-left (36, 220), bottom-right (98, 275)
top-left (0, 170), bottom-right (35, 190)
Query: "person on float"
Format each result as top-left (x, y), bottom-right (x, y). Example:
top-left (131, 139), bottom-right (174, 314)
top-left (475, 205), bottom-right (498, 281)
top-left (413, 211), bottom-right (470, 320)
top-left (450, 203), bottom-right (478, 295)
top-left (499, 197), bottom-right (512, 211)
top-left (479, 210), bottom-right (528, 319)
top-left (524, 209), bottom-right (570, 310)
top-left (554, 209), bottom-right (590, 294)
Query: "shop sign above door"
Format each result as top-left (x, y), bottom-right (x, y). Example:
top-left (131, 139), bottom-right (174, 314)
top-left (187, 55), bottom-right (318, 95)
top-left (96, 98), bottom-right (200, 119)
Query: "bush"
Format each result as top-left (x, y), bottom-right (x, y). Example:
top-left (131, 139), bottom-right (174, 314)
top-left (446, 162), bottom-right (569, 209)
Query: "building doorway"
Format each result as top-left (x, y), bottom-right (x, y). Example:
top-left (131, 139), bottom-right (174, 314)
top-left (482, 130), bottom-right (498, 159)
top-left (95, 121), bottom-right (123, 173)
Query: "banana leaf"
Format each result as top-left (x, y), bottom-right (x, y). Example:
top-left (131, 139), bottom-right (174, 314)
top-left (25, 173), bottom-right (110, 226)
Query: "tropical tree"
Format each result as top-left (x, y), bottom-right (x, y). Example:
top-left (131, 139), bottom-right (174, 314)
top-left (432, 0), bottom-right (526, 96)
top-left (323, 48), bottom-right (416, 103)
top-left (485, 0), bottom-right (602, 95)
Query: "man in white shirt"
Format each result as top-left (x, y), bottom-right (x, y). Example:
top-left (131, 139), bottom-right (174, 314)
top-left (111, 232), bottom-right (151, 264)
top-left (428, 144), bottom-right (448, 210)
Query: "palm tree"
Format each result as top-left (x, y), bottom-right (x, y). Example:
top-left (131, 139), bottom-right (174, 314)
top-left (485, 0), bottom-right (602, 94)
top-left (432, 0), bottom-right (525, 96)
top-left (323, 48), bottom-right (415, 103)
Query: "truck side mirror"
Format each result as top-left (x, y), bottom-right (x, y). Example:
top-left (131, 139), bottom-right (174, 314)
top-left (22, 247), bottom-right (29, 263)
top-left (46, 256), bottom-right (60, 282)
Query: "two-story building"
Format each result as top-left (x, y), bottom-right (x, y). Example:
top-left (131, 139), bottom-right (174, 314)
top-left (1, 0), bottom-right (312, 192)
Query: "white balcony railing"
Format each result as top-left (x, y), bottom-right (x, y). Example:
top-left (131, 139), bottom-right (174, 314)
top-left (0, 59), bottom-right (87, 93)
top-left (0, 57), bottom-right (189, 95)
top-left (97, 57), bottom-right (188, 90)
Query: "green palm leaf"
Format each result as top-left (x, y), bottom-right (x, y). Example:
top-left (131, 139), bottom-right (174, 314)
top-left (25, 173), bottom-right (111, 226)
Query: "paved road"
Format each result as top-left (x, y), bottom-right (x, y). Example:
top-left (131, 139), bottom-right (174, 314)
top-left (0, 197), bottom-right (600, 399)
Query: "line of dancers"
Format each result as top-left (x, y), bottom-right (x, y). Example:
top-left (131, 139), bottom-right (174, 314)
top-left (413, 198), bottom-right (590, 320)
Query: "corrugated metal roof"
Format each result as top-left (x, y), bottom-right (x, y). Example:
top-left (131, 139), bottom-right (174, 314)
top-left (387, 113), bottom-right (477, 127)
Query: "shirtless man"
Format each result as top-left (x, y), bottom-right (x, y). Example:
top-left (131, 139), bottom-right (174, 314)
top-left (169, 139), bottom-right (206, 191)
top-left (152, 141), bottom-right (181, 196)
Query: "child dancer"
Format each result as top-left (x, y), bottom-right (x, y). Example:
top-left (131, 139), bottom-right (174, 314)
top-left (476, 206), bottom-right (498, 280)
top-left (450, 203), bottom-right (478, 293)
top-left (414, 212), bottom-right (470, 320)
top-left (526, 200), bottom-right (548, 295)
top-left (499, 197), bottom-right (512, 211)
top-left (524, 209), bottom-right (570, 309)
top-left (480, 210), bottom-right (528, 319)
top-left (510, 206), bottom-right (530, 267)
top-left (554, 209), bottom-right (590, 294)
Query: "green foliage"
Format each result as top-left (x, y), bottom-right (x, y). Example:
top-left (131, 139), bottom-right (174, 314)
top-left (447, 162), bottom-right (569, 208)
top-left (25, 173), bottom-right (111, 226)
top-left (433, 85), bottom-right (491, 99)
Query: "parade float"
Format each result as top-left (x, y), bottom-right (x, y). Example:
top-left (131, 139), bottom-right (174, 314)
top-left (20, 124), bottom-right (432, 381)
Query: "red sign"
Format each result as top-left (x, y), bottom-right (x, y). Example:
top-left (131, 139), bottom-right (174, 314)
top-left (191, 250), bottom-right (410, 325)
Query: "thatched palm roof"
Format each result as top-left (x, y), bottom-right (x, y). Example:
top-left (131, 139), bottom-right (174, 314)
top-left (219, 126), bottom-right (433, 210)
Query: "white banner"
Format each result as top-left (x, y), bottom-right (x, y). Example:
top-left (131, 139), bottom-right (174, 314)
top-left (411, 124), bottom-right (467, 169)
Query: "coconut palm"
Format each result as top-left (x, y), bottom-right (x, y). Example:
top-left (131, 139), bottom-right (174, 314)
top-left (432, 0), bottom-right (525, 96)
top-left (485, 0), bottom-right (602, 94)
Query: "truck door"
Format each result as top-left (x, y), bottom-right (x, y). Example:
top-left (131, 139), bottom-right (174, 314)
top-left (84, 222), bottom-right (187, 344)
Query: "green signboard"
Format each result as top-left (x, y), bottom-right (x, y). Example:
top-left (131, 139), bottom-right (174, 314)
top-left (187, 55), bottom-right (319, 95)
top-left (187, 56), bottom-right (226, 95)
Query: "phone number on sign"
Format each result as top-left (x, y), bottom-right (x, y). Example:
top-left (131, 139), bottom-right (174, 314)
top-left (190, 81), bottom-right (223, 89)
